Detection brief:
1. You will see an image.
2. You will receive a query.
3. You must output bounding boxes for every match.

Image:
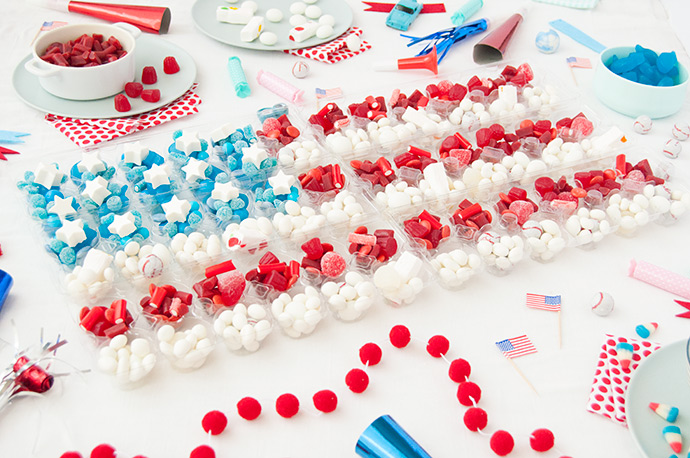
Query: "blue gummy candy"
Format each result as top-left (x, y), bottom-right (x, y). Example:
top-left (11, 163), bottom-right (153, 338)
top-left (262, 189), bottom-right (275, 202)
top-left (48, 238), bottom-right (67, 254)
top-left (24, 171), bottom-right (35, 182)
top-left (234, 140), bottom-right (248, 151)
top-left (106, 196), bottom-right (123, 212)
top-left (82, 171), bottom-right (95, 182)
top-left (243, 163), bottom-right (259, 174)
top-left (188, 211), bottom-right (203, 226)
top-left (635, 44), bottom-right (658, 65)
top-left (657, 51), bottom-right (678, 74)
top-left (46, 214), bottom-right (62, 227)
top-left (103, 167), bottom-right (116, 180)
top-left (213, 200), bottom-right (227, 211)
top-left (234, 209), bottom-right (249, 220)
top-left (130, 232), bottom-right (145, 243)
top-left (190, 201), bottom-right (200, 212)
top-left (658, 76), bottom-right (675, 86)
top-left (288, 187), bottom-right (300, 201)
top-left (101, 213), bottom-right (115, 226)
top-left (138, 227), bottom-right (150, 239)
top-left (31, 208), bottom-right (48, 219)
top-left (172, 129), bottom-right (183, 140)
top-left (59, 246), bottom-right (76, 265)
top-left (200, 139), bottom-right (209, 151)
top-left (216, 206), bottom-right (233, 221)
top-left (621, 71), bottom-right (638, 83)
top-left (216, 172), bottom-right (229, 184)
top-left (230, 196), bottom-right (247, 210)
top-left (260, 157), bottom-right (277, 169)
top-left (29, 194), bottom-right (47, 209)
top-left (131, 210), bottom-right (142, 226)
top-left (107, 182), bottom-right (123, 195)
top-left (164, 222), bottom-right (178, 237)
top-left (229, 131), bottom-right (244, 143)
top-left (227, 156), bottom-right (241, 171)
top-left (45, 190), bottom-right (63, 201)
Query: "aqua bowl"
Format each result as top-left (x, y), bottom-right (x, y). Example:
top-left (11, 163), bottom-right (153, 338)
top-left (593, 46), bottom-right (688, 119)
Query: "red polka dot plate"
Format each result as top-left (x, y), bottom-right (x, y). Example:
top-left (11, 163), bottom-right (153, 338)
top-left (12, 34), bottom-right (196, 119)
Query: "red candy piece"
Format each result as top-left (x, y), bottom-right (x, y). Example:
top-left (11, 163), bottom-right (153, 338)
top-left (345, 368), bottom-right (369, 393)
top-left (141, 66), bottom-right (157, 84)
top-left (463, 407), bottom-right (488, 431)
top-left (530, 428), bottom-right (555, 452)
top-left (202, 410), bottom-right (228, 435)
top-left (389, 325), bottom-right (411, 348)
top-left (114, 94), bottom-right (130, 112)
top-left (508, 200), bottom-right (534, 225)
top-left (426, 335), bottom-right (450, 357)
top-left (320, 251), bottom-right (346, 278)
top-left (490, 430), bottom-right (515, 456)
top-left (163, 56), bottom-right (180, 74)
top-left (457, 381), bottom-right (481, 406)
top-left (217, 270), bottom-right (246, 307)
top-left (276, 393), bottom-right (300, 418)
top-left (141, 89), bottom-right (161, 103)
top-left (124, 82), bottom-right (143, 98)
top-left (359, 342), bottom-right (383, 366)
top-left (190, 445), bottom-right (215, 458)
top-left (237, 397), bottom-right (262, 420)
top-left (312, 389), bottom-right (338, 413)
top-left (90, 444), bottom-right (116, 458)
top-left (448, 358), bottom-right (471, 383)
top-left (39, 33), bottom-right (127, 68)
top-left (61, 453), bottom-right (83, 458)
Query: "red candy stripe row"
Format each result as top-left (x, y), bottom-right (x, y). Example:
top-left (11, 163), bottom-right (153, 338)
top-left (79, 299), bottom-right (133, 338)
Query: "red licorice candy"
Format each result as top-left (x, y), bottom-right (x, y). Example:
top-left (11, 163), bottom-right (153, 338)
top-left (308, 103), bottom-right (348, 135)
top-left (298, 164), bottom-right (345, 193)
top-left (348, 226), bottom-right (398, 264)
top-left (300, 237), bottom-right (346, 278)
top-left (140, 283), bottom-right (192, 323)
top-left (426, 80), bottom-right (468, 102)
top-left (245, 251), bottom-right (299, 292)
top-left (348, 95), bottom-right (387, 121)
top-left (40, 34), bottom-right (126, 67)
top-left (350, 157), bottom-right (396, 189)
top-left (451, 199), bottom-right (492, 233)
top-left (394, 146), bottom-right (437, 171)
top-left (390, 89), bottom-right (429, 110)
top-left (612, 154), bottom-right (665, 185)
top-left (403, 210), bottom-right (451, 249)
top-left (257, 114), bottom-right (300, 146)
top-left (193, 263), bottom-right (245, 311)
top-left (495, 187), bottom-right (538, 226)
top-left (79, 299), bottom-right (133, 338)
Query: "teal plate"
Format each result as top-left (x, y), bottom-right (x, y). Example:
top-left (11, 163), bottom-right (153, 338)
top-left (12, 34), bottom-right (196, 119)
top-left (627, 339), bottom-right (690, 458)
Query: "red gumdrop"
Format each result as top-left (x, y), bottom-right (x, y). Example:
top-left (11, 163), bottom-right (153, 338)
top-left (570, 116), bottom-right (593, 136)
top-left (463, 407), bottom-right (488, 431)
top-left (163, 56), bottom-right (180, 74)
top-left (262, 117), bottom-right (282, 134)
top-left (124, 82), bottom-right (143, 98)
top-left (217, 270), bottom-right (246, 307)
top-left (190, 445), bottom-right (215, 458)
top-left (312, 389), bottom-right (338, 413)
top-left (237, 396), bottom-right (262, 420)
top-left (345, 368), bottom-right (369, 393)
top-left (448, 358), bottom-right (471, 383)
top-left (530, 428), bottom-right (555, 452)
top-left (359, 342), bottom-right (383, 366)
top-left (114, 94), bottom-right (131, 113)
top-left (276, 393), bottom-right (300, 418)
top-left (61, 453), bottom-right (83, 458)
top-left (320, 251), bottom-right (346, 278)
top-left (508, 200), bottom-right (534, 225)
top-left (141, 89), bottom-right (161, 103)
top-left (426, 335), bottom-right (450, 357)
top-left (90, 444), bottom-right (116, 458)
top-left (201, 410), bottom-right (228, 435)
top-left (389, 325), bottom-right (411, 348)
top-left (456, 381), bottom-right (481, 406)
top-left (490, 430), bottom-right (514, 456)
top-left (141, 66), bottom-right (157, 84)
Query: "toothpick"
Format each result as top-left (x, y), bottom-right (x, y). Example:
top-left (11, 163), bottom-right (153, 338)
top-left (507, 358), bottom-right (538, 395)
top-left (558, 310), bottom-right (562, 349)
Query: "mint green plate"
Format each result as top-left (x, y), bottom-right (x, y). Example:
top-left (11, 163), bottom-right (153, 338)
top-left (12, 34), bottom-right (196, 119)
top-left (627, 339), bottom-right (690, 458)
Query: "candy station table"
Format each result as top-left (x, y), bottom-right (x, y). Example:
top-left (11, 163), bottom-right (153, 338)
top-left (1, 1), bottom-right (690, 457)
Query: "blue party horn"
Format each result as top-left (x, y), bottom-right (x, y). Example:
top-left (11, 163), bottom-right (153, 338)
top-left (356, 415), bottom-right (433, 458)
top-left (0, 270), bottom-right (13, 312)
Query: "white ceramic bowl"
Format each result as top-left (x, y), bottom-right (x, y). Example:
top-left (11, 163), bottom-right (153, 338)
top-left (25, 22), bottom-right (141, 101)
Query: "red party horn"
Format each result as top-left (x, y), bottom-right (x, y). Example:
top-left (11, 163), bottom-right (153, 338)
top-left (473, 12), bottom-right (523, 64)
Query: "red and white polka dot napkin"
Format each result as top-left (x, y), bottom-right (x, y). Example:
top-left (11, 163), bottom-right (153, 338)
top-left (586, 334), bottom-right (660, 426)
top-left (284, 27), bottom-right (371, 64)
top-left (45, 84), bottom-right (201, 148)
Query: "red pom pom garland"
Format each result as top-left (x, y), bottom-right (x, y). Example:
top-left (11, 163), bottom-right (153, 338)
top-left (276, 393), bottom-right (300, 418)
top-left (449, 358), bottom-right (471, 382)
top-left (237, 397), bottom-right (262, 420)
top-left (313, 389), bottom-right (338, 413)
top-left (530, 428), bottom-right (555, 452)
top-left (359, 342), bottom-right (383, 366)
top-left (345, 368), bottom-right (369, 393)
top-left (90, 444), bottom-right (116, 458)
top-left (457, 381), bottom-right (482, 406)
top-left (463, 407), bottom-right (488, 431)
top-left (490, 430), bottom-right (515, 456)
top-left (202, 410), bottom-right (228, 435)
top-left (190, 445), bottom-right (216, 458)
top-left (61, 453), bottom-right (83, 458)
top-left (426, 335), bottom-right (450, 357)
top-left (389, 325), bottom-right (411, 348)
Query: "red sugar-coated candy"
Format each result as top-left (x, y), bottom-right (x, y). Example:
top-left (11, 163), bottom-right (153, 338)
top-left (490, 430), bottom-right (515, 456)
top-left (202, 410), bottom-right (228, 435)
top-left (237, 396), bottom-right (262, 420)
top-left (142, 89), bottom-right (161, 103)
top-left (276, 393), bottom-right (300, 418)
top-left (90, 444), bottom-right (116, 458)
top-left (313, 389), bottom-right (338, 413)
top-left (359, 342), bottom-right (383, 366)
top-left (571, 116), bottom-right (593, 136)
top-left (190, 445), bottom-right (215, 458)
top-left (163, 56), bottom-right (180, 74)
top-left (320, 251), bottom-right (346, 278)
top-left (262, 117), bottom-right (282, 133)
top-left (125, 82), bottom-right (143, 98)
top-left (426, 335), bottom-right (450, 357)
top-left (449, 358), bottom-right (471, 383)
top-left (457, 381), bottom-right (481, 406)
top-left (217, 270), bottom-right (245, 307)
top-left (345, 368), bottom-right (369, 393)
top-left (141, 66), bottom-right (157, 84)
top-left (463, 407), bottom-right (488, 431)
top-left (61, 452), bottom-right (83, 458)
top-left (530, 428), bottom-right (555, 452)
top-left (389, 325), bottom-right (411, 348)
top-left (508, 200), bottom-right (534, 225)
top-left (114, 94), bottom-right (130, 112)
top-left (448, 83), bottom-right (467, 101)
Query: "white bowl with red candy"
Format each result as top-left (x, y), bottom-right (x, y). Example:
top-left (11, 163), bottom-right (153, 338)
top-left (25, 22), bottom-right (141, 101)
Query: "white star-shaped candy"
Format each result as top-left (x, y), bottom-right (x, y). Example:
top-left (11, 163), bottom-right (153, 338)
top-left (78, 152), bottom-right (106, 175)
top-left (56, 219), bottom-right (87, 247)
top-left (211, 181), bottom-right (240, 202)
top-left (82, 248), bottom-right (113, 276)
top-left (268, 170), bottom-right (296, 196)
top-left (175, 131), bottom-right (202, 155)
top-left (241, 143), bottom-right (267, 168)
top-left (182, 158), bottom-right (209, 183)
top-left (108, 213), bottom-right (137, 238)
top-left (210, 122), bottom-right (234, 145)
top-left (82, 176), bottom-right (111, 206)
top-left (143, 163), bottom-right (171, 189)
top-left (162, 196), bottom-right (192, 223)
top-left (122, 141), bottom-right (149, 165)
top-left (48, 195), bottom-right (77, 220)
top-left (34, 162), bottom-right (64, 189)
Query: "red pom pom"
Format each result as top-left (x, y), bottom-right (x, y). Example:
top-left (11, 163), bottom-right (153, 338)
top-left (61, 452), bottom-right (83, 458)
top-left (456, 381), bottom-right (481, 406)
top-left (237, 397), bottom-right (262, 420)
top-left (448, 358), bottom-right (471, 383)
top-left (276, 393), bottom-right (300, 418)
top-left (202, 410), bottom-right (228, 435)
top-left (190, 445), bottom-right (215, 458)
top-left (389, 325), bottom-right (410, 348)
top-left (490, 430), bottom-right (514, 456)
top-left (426, 335), bottom-right (450, 357)
top-left (312, 389), bottom-right (338, 413)
top-left (530, 428), bottom-right (555, 452)
top-left (345, 368), bottom-right (369, 393)
top-left (359, 343), bottom-right (382, 366)
top-left (90, 444), bottom-right (116, 458)
top-left (463, 407), bottom-right (488, 431)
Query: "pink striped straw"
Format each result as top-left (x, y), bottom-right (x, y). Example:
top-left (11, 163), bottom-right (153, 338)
top-left (256, 70), bottom-right (304, 103)
top-left (629, 259), bottom-right (690, 299)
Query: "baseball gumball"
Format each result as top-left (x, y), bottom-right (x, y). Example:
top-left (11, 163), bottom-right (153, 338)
top-left (139, 254), bottom-right (164, 278)
top-left (663, 138), bottom-right (682, 159)
top-left (633, 115), bottom-right (652, 134)
top-left (591, 291), bottom-right (614, 316)
top-left (291, 60), bottom-right (310, 79)
top-left (672, 122), bottom-right (690, 141)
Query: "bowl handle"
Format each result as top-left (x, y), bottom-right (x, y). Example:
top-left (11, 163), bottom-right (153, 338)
top-left (114, 22), bottom-right (142, 39)
top-left (24, 58), bottom-right (59, 77)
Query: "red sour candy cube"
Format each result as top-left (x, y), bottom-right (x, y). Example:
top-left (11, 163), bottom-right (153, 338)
top-left (141, 66), bottom-right (157, 84)
top-left (163, 56), bottom-right (180, 74)
top-left (124, 82), bottom-right (143, 98)
top-left (141, 89), bottom-right (161, 103)
top-left (114, 94), bottom-right (131, 112)
top-left (320, 251), bottom-right (346, 278)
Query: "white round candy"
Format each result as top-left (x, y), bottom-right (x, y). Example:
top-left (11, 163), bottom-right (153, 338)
top-left (266, 8), bottom-right (283, 22)
top-left (131, 338), bottom-right (150, 357)
top-left (591, 291), bottom-right (614, 316)
top-left (289, 14), bottom-right (307, 26)
top-left (241, 0), bottom-right (258, 13)
top-left (305, 5), bottom-right (322, 18)
top-left (663, 139), bottom-right (682, 159)
top-left (672, 122), bottom-right (690, 141)
top-left (110, 334), bottom-right (127, 350)
top-left (319, 14), bottom-right (335, 27)
top-left (289, 2), bottom-right (306, 14)
top-left (157, 325), bottom-right (175, 343)
top-left (259, 31), bottom-right (278, 46)
top-left (138, 254), bottom-right (164, 278)
top-left (291, 60), bottom-right (309, 78)
top-left (316, 24), bottom-right (333, 39)
top-left (124, 241), bottom-right (140, 256)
